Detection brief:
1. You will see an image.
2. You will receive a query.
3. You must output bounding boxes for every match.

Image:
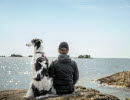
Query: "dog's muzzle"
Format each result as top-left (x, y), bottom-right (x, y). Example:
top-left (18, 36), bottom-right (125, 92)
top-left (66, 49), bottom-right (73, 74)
top-left (26, 42), bottom-right (33, 47)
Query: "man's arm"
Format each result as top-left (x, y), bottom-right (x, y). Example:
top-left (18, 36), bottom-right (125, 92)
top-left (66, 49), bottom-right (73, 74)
top-left (73, 61), bottom-right (79, 85)
top-left (48, 61), bottom-right (55, 78)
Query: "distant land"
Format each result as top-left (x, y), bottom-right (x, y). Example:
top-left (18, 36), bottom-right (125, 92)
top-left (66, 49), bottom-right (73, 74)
top-left (10, 54), bottom-right (23, 57)
top-left (0, 55), bottom-right (5, 57)
top-left (10, 54), bottom-right (33, 57)
top-left (0, 54), bottom-right (34, 57)
top-left (0, 54), bottom-right (92, 58)
top-left (28, 55), bottom-right (33, 57)
top-left (78, 55), bottom-right (91, 58)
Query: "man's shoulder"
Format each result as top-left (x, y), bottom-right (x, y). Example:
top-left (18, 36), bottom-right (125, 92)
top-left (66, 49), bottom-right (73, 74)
top-left (50, 58), bottom-right (77, 67)
top-left (71, 60), bottom-right (77, 67)
top-left (70, 59), bottom-right (77, 64)
top-left (53, 59), bottom-right (76, 63)
top-left (51, 59), bottom-right (58, 65)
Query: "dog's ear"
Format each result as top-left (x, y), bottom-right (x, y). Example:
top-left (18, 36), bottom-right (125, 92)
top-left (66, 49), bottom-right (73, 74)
top-left (39, 39), bottom-right (43, 43)
top-left (37, 38), bottom-right (43, 43)
top-left (34, 40), bottom-right (42, 49)
top-left (35, 41), bottom-right (41, 45)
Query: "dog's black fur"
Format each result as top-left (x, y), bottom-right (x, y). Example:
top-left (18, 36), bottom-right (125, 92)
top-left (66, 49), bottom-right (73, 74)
top-left (32, 84), bottom-right (50, 97)
top-left (32, 39), bottom-right (41, 49)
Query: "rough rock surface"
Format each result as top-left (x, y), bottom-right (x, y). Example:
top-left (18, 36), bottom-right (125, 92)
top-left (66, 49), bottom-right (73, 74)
top-left (97, 71), bottom-right (130, 87)
top-left (0, 86), bottom-right (119, 100)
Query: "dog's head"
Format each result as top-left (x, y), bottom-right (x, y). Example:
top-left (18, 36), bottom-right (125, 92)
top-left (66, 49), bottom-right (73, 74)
top-left (26, 38), bottom-right (43, 48)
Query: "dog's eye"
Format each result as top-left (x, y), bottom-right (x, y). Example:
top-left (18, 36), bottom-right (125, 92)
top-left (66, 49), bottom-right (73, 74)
top-left (32, 40), bottom-right (36, 43)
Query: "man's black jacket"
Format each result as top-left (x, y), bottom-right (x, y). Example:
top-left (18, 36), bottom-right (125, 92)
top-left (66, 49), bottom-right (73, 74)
top-left (48, 54), bottom-right (79, 94)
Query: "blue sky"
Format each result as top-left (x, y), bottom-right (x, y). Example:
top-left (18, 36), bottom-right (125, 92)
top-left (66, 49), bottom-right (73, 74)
top-left (0, 0), bottom-right (130, 58)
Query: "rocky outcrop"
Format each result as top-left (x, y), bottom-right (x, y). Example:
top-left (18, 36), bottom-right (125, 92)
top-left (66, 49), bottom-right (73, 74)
top-left (78, 55), bottom-right (91, 58)
top-left (97, 71), bottom-right (130, 87)
top-left (0, 86), bottom-right (119, 100)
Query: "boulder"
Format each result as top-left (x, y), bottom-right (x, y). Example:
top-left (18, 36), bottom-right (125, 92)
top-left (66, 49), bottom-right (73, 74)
top-left (97, 71), bottom-right (130, 87)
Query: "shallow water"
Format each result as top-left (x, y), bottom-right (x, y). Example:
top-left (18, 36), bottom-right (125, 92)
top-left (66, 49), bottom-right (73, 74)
top-left (0, 57), bottom-right (130, 99)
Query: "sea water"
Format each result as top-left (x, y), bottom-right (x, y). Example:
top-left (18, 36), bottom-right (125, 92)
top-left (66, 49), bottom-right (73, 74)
top-left (0, 57), bottom-right (130, 99)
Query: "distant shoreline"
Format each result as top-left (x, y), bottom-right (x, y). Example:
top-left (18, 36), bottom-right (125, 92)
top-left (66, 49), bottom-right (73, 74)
top-left (0, 57), bottom-right (130, 59)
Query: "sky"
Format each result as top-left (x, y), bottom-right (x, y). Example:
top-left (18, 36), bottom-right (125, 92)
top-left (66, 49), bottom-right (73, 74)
top-left (0, 0), bottom-right (130, 58)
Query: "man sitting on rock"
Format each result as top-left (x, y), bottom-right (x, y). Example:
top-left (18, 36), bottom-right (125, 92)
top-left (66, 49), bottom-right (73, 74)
top-left (49, 42), bottom-right (79, 95)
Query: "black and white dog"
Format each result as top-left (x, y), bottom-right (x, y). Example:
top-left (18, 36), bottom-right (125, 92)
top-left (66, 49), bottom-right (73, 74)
top-left (24, 38), bottom-right (56, 99)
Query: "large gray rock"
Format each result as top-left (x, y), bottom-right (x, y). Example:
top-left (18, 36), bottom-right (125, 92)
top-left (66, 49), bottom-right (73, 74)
top-left (45, 86), bottom-right (119, 100)
top-left (0, 86), bottom-right (119, 100)
top-left (97, 71), bottom-right (130, 87)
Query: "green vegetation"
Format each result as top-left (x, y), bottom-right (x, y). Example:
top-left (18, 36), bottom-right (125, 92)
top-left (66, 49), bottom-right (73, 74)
top-left (78, 55), bottom-right (91, 58)
top-left (10, 54), bottom-right (23, 57)
top-left (28, 55), bottom-right (33, 57)
top-left (0, 55), bottom-right (5, 57)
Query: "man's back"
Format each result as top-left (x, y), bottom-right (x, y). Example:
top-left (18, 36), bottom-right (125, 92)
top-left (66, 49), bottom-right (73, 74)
top-left (49, 54), bottom-right (79, 94)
